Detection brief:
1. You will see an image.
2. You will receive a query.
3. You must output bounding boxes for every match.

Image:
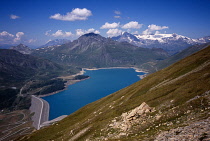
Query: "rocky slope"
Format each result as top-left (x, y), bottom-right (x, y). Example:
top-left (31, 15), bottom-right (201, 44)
top-left (113, 32), bottom-right (210, 54)
top-left (10, 43), bottom-right (33, 54)
top-left (33, 33), bottom-right (168, 69)
top-left (21, 43), bottom-right (210, 140)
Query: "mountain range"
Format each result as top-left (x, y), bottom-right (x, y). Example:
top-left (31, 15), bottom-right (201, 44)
top-left (32, 33), bottom-right (168, 69)
top-left (112, 32), bottom-right (210, 54)
top-left (10, 43), bottom-right (33, 54)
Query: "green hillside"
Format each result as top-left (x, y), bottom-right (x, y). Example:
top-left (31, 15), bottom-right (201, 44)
top-left (0, 49), bottom-right (78, 110)
top-left (22, 45), bottom-right (210, 140)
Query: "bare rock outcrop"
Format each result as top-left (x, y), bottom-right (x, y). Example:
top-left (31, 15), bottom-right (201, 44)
top-left (110, 102), bottom-right (154, 131)
top-left (154, 117), bottom-right (210, 141)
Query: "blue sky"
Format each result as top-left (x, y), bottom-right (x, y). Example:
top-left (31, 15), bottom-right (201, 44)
top-left (0, 0), bottom-right (210, 46)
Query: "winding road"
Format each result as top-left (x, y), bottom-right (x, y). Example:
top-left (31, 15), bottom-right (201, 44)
top-left (30, 95), bottom-right (49, 130)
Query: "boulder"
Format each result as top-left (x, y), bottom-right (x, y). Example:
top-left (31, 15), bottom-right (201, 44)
top-left (124, 102), bottom-right (152, 121)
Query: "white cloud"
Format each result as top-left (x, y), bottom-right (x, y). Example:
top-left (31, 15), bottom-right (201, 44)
top-left (10, 14), bottom-right (20, 19)
top-left (51, 30), bottom-right (73, 37)
top-left (132, 31), bottom-right (139, 34)
top-left (50, 8), bottom-right (92, 21)
top-left (28, 39), bottom-right (37, 43)
top-left (0, 31), bottom-right (14, 44)
top-left (106, 29), bottom-right (122, 37)
top-left (45, 30), bottom-right (51, 36)
top-left (65, 31), bottom-right (74, 37)
top-left (76, 28), bottom-right (100, 36)
top-left (114, 10), bottom-right (121, 15)
top-left (142, 29), bottom-right (151, 35)
top-left (148, 24), bottom-right (168, 31)
top-left (100, 22), bottom-right (120, 29)
top-left (122, 21), bottom-right (143, 29)
top-left (0, 31), bottom-right (14, 38)
top-left (0, 31), bottom-right (25, 44)
top-left (114, 16), bottom-right (121, 19)
top-left (155, 31), bottom-right (160, 35)
top-left (87, 28), bottom-right (100, 34)
top-left (142, 24), bottom-right (169, 35)
top-left (76, 29), bottom-right (85, 36)
top-left (14, 32), bottom-right (24, 42)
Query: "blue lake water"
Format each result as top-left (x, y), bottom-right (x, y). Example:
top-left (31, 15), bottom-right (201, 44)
top-left (43, 68), bottom-right (145, 120)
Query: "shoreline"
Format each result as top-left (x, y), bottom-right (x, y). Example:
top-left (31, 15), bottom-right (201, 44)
top-left (83, 67), bottom-right (148, 73)
top-left (32, 66), bottom-right (147, 128)
top-left (38, 70), bottom-right (87, 98)
top-left (83, 67), bottom-right (148, 79)
top-left (39, 67), bottom-right (148, 98)
top-left (38, 79), bottom-right (89, 98)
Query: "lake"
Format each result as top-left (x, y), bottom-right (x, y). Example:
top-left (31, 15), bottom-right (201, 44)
top-left (43, 68), bottom-right (145, 120)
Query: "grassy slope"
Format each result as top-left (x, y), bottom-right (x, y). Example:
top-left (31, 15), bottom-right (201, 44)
top-left (155, 42), bottom-right (210, 71)
top-left (22, 45), bottom-right (210, 140)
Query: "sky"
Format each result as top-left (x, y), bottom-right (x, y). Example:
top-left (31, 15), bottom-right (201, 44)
top-left (0, 0), bottom-right (210, 47)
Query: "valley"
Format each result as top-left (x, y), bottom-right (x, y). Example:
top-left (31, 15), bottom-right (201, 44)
top-left (0, 33), bottom-right (209, 140)
top-left (1, 1), bottom-right (210, 140)
top-left (21, 44), bottom-right (210, 141)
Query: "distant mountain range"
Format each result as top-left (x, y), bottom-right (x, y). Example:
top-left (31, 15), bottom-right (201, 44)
top-left (33, 33), bottom-right (168, 68)
top-left (10, 43), bottom-right (33, 54)
top-left (6, 33), bottom-right (210, 73)
top-left (2, 33), bottom-right (210, 56)
top-left (40, 39), bottom-right (71, 48)
top-left (112, 32), bottom-right (210, 54)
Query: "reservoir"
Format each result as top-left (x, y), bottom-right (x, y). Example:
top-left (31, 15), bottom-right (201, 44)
top-left (43, 68), bottom-right (145, 120)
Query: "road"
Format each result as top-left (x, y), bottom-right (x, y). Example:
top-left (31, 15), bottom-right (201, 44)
top-left (30, 95), bottom-right (49, 130)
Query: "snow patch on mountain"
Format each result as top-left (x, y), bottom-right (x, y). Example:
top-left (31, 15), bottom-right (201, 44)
top-left (112, 32), bottom-right (210, 54)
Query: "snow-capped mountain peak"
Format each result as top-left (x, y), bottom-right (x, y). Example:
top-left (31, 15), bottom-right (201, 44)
top-left (112, 32), bottom-right (210, 54)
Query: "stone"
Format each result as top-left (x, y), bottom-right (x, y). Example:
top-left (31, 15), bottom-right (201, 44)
top-left (156, 115), bottom-right (161, 120)
top-left (125, 102), bottom-right (152, 121)
top-left (109, 102), bottom-right (154, 132)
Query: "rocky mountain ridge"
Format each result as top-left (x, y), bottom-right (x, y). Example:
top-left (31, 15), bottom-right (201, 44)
top-left (112, 32), bottom-right (210, 54)
top-left (10, 43), bottom-right (33, 54)
top-left (33, 33), bottom-right (168, 69)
